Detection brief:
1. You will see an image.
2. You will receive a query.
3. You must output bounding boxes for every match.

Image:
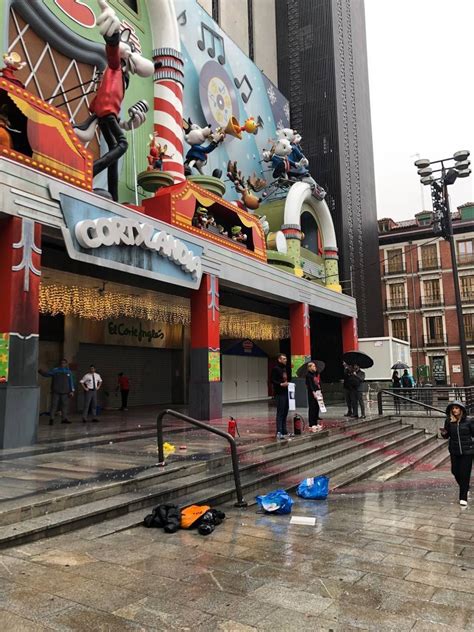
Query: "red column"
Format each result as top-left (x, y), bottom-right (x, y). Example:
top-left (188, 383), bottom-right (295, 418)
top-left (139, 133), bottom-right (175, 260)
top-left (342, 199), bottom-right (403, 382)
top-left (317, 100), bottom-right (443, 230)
top-left (189, 274), bottom-right (222, 419)
top-left (342, 317), bottom-right (358, 353)
top-left (0, 216), bottom-right (41, 448)
top-left (290, 303), bottom-right (311, 375)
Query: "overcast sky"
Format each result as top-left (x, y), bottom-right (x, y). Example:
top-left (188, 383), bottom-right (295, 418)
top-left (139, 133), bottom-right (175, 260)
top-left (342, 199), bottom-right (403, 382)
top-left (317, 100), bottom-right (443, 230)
top-left (364, 0), bottom-right (474, 221)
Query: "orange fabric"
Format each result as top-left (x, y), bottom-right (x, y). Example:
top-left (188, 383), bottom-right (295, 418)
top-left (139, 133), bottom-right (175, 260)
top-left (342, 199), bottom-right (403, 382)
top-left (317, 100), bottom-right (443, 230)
top-left (0, 126), bottom-right (12, 149)
top-left (180, 504), bottom-right (210, 529)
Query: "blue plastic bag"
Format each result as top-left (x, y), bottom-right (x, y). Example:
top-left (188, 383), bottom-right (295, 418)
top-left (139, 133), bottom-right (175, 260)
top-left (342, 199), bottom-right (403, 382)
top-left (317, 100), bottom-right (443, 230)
top-left (296, 476), bottom-right (329, 499)
top-left (255, 489), bottom-right (293, 514)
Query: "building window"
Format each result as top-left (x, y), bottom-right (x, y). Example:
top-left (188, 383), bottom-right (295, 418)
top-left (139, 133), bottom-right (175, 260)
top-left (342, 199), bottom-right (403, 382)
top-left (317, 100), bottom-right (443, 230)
top-left (423, 279), bottom-right (441, 306)
top-left (464, 314), bottom-right (474, 342)
top-left (212, 0), bottom-right (219, 23)
top-left (392, 318), bottom-right (408, 341)
top-left (426, 316), bottom-right (444, 342)
top-left (389, 283), bottom-right (406, 308)
top-left (457, 239), bottom-right (474, 265)
top-left (420, 244), bottom-right (438, 270)
top-left (461, 276), bottom-right (474, 301)
top-left (386, 248), bottom-right (404, 274)
top-left (121, 0), bottom-right (138, 13)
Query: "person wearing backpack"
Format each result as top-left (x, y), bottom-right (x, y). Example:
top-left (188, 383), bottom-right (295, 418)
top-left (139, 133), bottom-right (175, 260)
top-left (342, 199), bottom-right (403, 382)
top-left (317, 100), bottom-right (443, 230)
top-left (401, 369), bottom-right (415, 388)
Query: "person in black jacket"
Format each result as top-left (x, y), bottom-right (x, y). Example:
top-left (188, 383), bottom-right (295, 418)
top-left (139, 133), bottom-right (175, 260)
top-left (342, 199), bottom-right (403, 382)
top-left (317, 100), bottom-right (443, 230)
top-left (343, 362), bottom-right (353, 417)
top-left (305, 362), bottom-right (323, 431)
top-left (440, 401), bottom-right (474, 506)
top-left (271, 354), bottom-right (289, 439)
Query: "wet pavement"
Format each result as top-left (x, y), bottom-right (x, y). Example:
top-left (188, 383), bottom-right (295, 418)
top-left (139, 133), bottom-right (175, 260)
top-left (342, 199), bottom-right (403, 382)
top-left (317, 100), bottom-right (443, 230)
top-left (0, 401), bottom-right (359, 505)
top-left (1, 480), bottom-right (473, 630)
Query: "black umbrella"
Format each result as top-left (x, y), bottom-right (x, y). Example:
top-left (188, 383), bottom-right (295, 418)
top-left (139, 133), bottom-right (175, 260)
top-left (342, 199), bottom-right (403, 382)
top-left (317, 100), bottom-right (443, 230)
top-left (391, 361), bottom-right (409, 370)
top-left (296, 359), bottom-right (325, 378)
top-left (343, 351), bottom-right (374, 369)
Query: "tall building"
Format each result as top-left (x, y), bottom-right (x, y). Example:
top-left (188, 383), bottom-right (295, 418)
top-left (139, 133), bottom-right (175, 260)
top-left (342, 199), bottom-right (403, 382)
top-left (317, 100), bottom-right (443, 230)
top-left (197, 0), bottom-right (383, 337)
top-left (379, 204), bottom-right (474, 386)
top-left (275, 0), bottom-right (382, 338)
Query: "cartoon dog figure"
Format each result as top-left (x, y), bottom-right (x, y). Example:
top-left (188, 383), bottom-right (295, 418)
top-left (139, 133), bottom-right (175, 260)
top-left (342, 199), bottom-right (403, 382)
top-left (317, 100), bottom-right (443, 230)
top-left (74, 0), bottom-right (154, 200)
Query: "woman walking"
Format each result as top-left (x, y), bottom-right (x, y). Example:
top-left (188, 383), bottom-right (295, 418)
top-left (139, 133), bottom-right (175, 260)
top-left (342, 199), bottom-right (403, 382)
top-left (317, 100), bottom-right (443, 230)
top-left (305, 361), bottom-right (323, 432)
top-left (392, 370), bottom-right (401, 414)
top-left (441, 401), bottom-right (474, 506)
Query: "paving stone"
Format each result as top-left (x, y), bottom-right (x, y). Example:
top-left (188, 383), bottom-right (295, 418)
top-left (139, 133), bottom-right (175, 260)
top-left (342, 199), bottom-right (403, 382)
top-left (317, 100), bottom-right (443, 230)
top-left (250, 583), bottom-right (333, 616)
top-left (378, 591), bottom-right (471, 628)
top-left (113, 596), bottom-right (213, 630)
top-left (0, 608), bottom-right (50, 631)
top-left (356, 572), bottom-right (437, 600)
top-left (406, 568), bottom-right (474, 594)
top-left (190, 590), bottom-right (275, 625)
top-left (46, 603), bottom-right (148, 631)
top-left (321, 601), bottom-right (416, 631)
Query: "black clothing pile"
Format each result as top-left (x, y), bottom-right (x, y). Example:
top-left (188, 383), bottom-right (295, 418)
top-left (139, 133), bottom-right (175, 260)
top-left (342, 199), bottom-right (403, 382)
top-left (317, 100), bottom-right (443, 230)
top-left (143, 503), bottom-right (180, 533)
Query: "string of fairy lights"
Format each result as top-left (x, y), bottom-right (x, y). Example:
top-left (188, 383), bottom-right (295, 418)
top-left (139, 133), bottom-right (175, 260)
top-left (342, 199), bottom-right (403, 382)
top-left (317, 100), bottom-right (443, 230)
top-left (39, 283), bottom-right (290, 340)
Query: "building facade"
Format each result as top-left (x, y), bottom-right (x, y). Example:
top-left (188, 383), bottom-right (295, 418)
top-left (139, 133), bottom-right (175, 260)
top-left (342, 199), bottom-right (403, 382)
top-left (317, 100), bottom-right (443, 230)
top-left (197, 0), bottom-right (383, 338)
top-left (379, 204), bottom-right (474, 387)
top-left (0, 0), bottom-right (357, 448)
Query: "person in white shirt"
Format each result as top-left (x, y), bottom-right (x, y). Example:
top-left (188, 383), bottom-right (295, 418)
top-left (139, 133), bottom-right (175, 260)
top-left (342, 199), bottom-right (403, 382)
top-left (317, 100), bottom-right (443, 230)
top-left (80, 365), bottom-right (102, 423)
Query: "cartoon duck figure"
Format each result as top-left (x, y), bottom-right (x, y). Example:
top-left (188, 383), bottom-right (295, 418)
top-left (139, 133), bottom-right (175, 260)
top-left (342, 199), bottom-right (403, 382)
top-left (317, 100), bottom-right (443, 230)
top-left (193, 206), bottom-right (210, 229)
top-left (231, 226), bottom-right (247, 243)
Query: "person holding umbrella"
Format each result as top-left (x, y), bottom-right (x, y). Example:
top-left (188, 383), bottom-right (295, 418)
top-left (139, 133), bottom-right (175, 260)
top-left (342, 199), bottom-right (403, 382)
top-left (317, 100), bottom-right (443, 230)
top-left (440, 401), bottom-right (474, 506)
top-left (342, 351), bottom-right (373, 420)
top-left (305, 361), bottom-right (324, 431)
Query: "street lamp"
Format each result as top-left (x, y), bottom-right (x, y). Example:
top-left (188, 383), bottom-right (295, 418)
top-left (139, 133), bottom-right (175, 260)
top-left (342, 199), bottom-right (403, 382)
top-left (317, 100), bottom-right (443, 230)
top-left (414, 152), bottom-right (471, 386)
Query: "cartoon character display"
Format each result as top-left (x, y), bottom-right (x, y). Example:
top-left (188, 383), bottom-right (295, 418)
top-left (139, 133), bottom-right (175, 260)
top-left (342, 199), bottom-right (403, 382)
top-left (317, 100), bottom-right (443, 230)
top-left (147, 134), bottom-right (172, 171)
top-left (192, 206), bottom-right (210, 229)
top-left (231, 226), bottom-right (247, 243)
top-left (227, 160), bottom-right (266, 212)
top-left (0, 52), bottom-right (26, 87)
top-left (263, 128), bottom-right (326, 200)
top-left (74, 0), bottom-right (154, 201)
top-left (183, 118), bottom-right (224, 175)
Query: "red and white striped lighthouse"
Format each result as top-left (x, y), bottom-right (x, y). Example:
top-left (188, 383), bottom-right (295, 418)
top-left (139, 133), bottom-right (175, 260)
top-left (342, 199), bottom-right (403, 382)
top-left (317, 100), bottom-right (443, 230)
top-left (148, 1), bottom-right (186, 183)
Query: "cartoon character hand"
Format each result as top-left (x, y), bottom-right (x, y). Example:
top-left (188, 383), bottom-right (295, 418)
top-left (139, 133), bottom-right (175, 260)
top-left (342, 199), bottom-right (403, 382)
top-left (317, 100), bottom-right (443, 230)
top-left (299, 157), bottom-right (309, 167)
top-left (97, 0), bottom-right (120, 38)
top-left (121, 100), bottom-right (149, 130)
top-left (211, 131), bottom-right (225, 144)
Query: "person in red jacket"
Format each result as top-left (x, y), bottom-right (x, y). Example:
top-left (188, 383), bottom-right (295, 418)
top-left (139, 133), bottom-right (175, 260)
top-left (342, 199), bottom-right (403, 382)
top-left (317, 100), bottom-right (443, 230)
top-left (117, 372), bottom-right (130, 411)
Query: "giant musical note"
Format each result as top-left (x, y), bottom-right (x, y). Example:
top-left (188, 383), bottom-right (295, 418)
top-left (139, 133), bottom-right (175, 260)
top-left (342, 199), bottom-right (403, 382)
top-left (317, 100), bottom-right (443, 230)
top-left (197, 23), bottom-right (225, 65)
top-left (177, 10), bottom-right (186, 26)
top-left (234, 74), bottom-right (253, 103)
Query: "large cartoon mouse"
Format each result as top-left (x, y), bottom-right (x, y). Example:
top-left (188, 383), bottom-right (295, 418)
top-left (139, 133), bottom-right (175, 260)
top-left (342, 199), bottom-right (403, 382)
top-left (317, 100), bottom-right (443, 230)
top-left (275, 127), bottom-right (326, 199)
top-left (75, 0), bottom-right (154, 200)
top-left (183, 118), bottom-right (224, 175)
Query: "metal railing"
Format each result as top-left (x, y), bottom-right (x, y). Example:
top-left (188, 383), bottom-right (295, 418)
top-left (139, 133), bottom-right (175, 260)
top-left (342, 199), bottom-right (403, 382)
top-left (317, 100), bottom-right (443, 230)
top-left (385, 299), bottom-right (409, 311)
top-left (461, 293), bottom-right (474, 304)
top-left (418, 258), bottom-right (440, 271)
top-left (156, 409), bottom-right (247, 507)
top-left (457, 254), bottom-right (474, 266)
top-left (422, 335), bottom-right (448, 347)
top-left (377, 387), bottom-right (474, 416)
top-left (420, 296), bottom-right (444, 308)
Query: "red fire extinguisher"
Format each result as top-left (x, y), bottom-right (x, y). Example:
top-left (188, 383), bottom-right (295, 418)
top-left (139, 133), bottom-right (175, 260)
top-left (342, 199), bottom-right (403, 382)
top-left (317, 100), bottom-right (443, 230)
top-left (293, 414), bottom-right (303, 435)
top-left (228, 416), bottom-right (240, 438)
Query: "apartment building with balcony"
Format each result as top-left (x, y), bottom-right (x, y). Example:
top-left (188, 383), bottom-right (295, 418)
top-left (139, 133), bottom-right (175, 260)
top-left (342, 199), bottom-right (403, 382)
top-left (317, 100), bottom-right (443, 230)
top-left (378, 203), bottom-right (474, 385)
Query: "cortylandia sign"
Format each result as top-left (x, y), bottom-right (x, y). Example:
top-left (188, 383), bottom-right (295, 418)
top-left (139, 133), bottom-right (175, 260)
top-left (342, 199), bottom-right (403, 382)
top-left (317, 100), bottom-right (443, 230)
top-left (75, 217), bottom-right (202, 279)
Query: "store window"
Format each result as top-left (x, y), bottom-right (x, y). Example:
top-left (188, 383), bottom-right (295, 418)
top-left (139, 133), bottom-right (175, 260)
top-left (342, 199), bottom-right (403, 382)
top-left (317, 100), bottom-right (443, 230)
top-left (391, 318), bottom-right (408, 341)
top-left (389, 283), bottom-right (406, 307)
top-left (457, 239), bottom-right (474, 264)
top-left (420, 244), bottom-right (438, 270)
top-left (387, 248), bottom-right (404, 273)
top-left (426, 316), bottom-right (444, 342)
top-left (430, 356), bottom-right (447, 385)
top-left (461, 276), bottom-right (474, 300)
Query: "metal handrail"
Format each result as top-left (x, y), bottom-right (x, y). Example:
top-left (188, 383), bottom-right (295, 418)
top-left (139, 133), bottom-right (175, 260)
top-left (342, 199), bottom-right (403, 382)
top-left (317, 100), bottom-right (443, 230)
top-left (377, 390), bottom-right (445, 415)
top-left (156, 409), bottom-right (247, 508)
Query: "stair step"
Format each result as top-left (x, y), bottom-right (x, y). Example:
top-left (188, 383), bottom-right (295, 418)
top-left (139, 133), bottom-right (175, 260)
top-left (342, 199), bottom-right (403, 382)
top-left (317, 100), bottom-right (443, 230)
top-left (371, 439), bottom-right (448, 482)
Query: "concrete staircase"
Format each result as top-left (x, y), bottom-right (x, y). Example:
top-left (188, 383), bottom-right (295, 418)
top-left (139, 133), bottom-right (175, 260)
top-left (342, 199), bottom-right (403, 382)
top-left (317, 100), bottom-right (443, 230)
top-left (0, 415), bottom-right (448, 548)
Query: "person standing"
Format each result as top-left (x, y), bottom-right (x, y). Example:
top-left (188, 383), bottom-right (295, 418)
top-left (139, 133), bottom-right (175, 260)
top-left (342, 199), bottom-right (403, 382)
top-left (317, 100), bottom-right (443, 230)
top-left (271, 354), bottom-right (289, 439)
top-left (401, 369), bottom-right (415, 389)
top-left (80, 365), bottom-right (102, 423)
top-left (38, 359), bottom-right (75, 425)
top-left (392, 370), bottom-right (402, 414)
top-left (343, 362), bottom-right (353, 417)
top-left (117, 372), bottom-right (130, 411)
top-left (305, 361), bottom-right (323, 431)
top-left (440, 401), bottom-right (474, 506)
top-left (349, 365), bottom-right (366, 419)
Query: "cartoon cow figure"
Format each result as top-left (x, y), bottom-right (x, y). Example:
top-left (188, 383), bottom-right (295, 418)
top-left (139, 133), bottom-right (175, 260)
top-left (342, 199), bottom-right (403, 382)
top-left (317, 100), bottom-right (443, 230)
top-left (74, 0), bottom-right (154, 200)
top-left (183, 118), bottom-right (224, 175)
